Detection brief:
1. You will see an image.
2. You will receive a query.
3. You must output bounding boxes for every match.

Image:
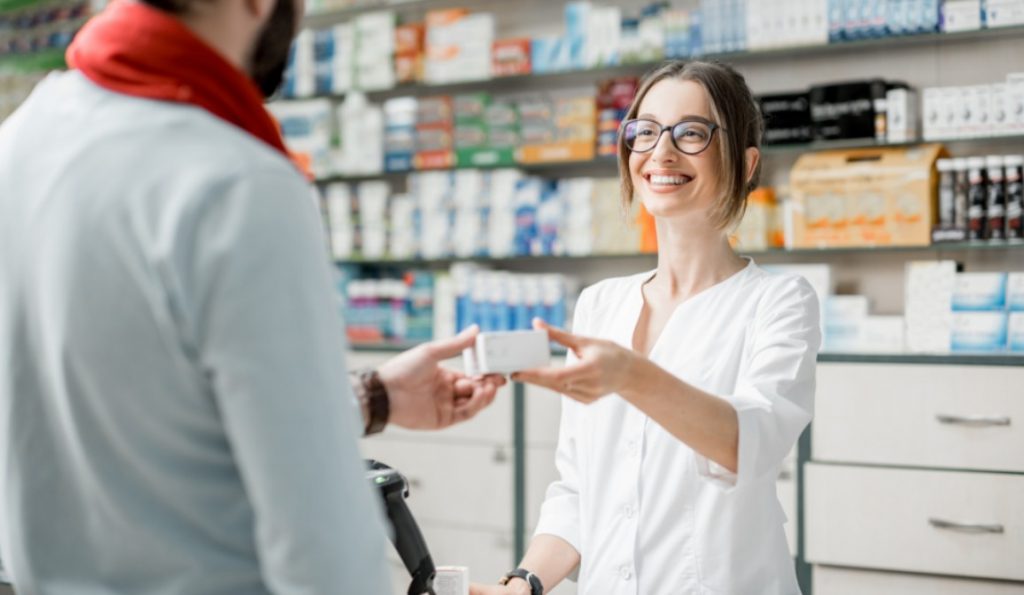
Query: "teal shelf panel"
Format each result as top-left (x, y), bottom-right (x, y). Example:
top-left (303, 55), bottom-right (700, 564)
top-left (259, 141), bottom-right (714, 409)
top-left (818, 353), bottom-right (1024, 366)
top-left (348, 343), bottom-right (1024, 366)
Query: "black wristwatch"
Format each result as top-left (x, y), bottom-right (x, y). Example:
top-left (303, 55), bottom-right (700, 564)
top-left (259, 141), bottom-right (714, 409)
top-left (500, 568), bottom-right (543, 595)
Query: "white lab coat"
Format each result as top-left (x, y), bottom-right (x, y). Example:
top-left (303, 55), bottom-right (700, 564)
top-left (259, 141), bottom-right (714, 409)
top-left (534, 261), bottom-right (821, 595)
top-left (0, 71), bottom-right (391, 594)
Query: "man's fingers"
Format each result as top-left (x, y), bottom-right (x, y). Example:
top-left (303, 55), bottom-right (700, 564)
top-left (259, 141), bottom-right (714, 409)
top-left (452, 383), bottom-right (498, 421)
top-left (423, 325), bottom-right (480, 360)
top-left (452, 374), bottom-right (506, 399)
top-left (532, 318), bottom-right (582, 350)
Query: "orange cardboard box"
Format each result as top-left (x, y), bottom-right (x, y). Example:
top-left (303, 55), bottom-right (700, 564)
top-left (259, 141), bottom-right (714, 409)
top-left (516, 141), bottom-right (595, 164)
top-left (789, 144), bottom-right (946, 248)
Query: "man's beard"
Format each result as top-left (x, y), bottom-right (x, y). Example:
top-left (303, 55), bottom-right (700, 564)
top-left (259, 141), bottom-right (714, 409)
top-left (250, 0), bottom-right (296, 98)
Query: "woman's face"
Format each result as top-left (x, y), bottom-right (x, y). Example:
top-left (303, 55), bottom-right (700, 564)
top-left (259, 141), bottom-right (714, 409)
top-left (628, 78), bottom-right (724, 221)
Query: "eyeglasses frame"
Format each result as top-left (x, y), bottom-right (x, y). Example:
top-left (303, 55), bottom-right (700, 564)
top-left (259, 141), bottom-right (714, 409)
top-left (621, 117), bottom-right (725, 156)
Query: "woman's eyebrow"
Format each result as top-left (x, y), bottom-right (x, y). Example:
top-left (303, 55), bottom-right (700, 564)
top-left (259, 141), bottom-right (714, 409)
top-left (637, 113), bottom-right (711, 122)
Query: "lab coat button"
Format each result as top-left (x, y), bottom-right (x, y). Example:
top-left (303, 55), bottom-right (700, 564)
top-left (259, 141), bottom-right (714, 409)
top-left (624, 505), bottom-right (636, 519)
top-left (627, 440), bottom-right (638, 455)
top-left (619, 566), bottom-right (633, 580)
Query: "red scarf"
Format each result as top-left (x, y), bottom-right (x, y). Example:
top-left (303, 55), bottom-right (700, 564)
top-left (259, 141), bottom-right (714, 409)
top-left (66, 0), bottom-right (289, 157)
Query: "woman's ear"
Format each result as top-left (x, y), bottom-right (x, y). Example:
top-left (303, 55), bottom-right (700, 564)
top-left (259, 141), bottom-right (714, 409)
top-left (744, 146), bottom-right (761, 185)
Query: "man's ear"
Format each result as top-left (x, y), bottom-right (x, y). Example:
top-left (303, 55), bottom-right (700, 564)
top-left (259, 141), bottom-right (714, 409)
top-left (744, 146), bottom-right (761, 185)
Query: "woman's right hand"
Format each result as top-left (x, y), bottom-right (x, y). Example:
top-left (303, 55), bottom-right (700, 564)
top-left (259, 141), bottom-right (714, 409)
top-left (511, 319), bottom-right (641, 404)
top-left (469, 581), bottom-right (531, 595)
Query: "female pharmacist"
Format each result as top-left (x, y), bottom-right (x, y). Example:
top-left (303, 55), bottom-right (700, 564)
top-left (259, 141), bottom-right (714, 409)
top-left (472, 60), bottom-right (821, 595)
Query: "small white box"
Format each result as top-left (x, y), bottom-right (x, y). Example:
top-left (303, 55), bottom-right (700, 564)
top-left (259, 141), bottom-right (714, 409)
top-left (823, 296), bottom-right (870, 353)
top-left (1009, 312), bottom-right (1024, 352)
top-left (951, 311), bottom-right (1008, 353)
top-left (985, 0), bottom-right (1024, 27)
top-left (434, 566), bottom-right (469, 595)
top-left (463, 330), bottom-right (551, 375)
top-left (905, 260), bottom-right (956, 354)
top-left (989, 83), bottom-right (1012, 136)
top-left (966, 85), bottom-right (993, 138)
top-left (1008, 73), bottom-right (1024, 134)
top-left (862, 316), bottom-right (906, 353)
top-left (1008, 273), bottom-right (1024, 311)
top-left (942, 0), bottom-right (983, 31)
top-left (922, 87), bottom-right (943, 140)
top-left (941, 87), bottom-right (963, 140)
top-left (952, 272), bottom-right (1008, 311)
top-left (886, 88), bottom-right (919, 143)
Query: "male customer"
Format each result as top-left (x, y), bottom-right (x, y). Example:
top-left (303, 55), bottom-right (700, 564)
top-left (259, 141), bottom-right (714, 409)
top-left (0, 0), bottom-right (502, 592)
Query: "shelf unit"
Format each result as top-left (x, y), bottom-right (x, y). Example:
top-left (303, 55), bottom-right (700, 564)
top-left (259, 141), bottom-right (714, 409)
top-left (310, 8), bottom-right (1024, 592)
top-left (289, 18), bottom-right (1024, 101)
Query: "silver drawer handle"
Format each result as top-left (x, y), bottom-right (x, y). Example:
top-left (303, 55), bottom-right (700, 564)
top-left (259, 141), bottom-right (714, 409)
top-left (929, 518), bottom-right (1005, 534)
top-left (935, 414), bottom-right (1011, 427)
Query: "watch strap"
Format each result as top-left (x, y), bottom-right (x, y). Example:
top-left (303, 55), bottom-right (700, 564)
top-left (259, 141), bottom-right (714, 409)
top-left (357, 369), bottom-right (389, 436)
top-left (500, 568), bottom-right (543, 595)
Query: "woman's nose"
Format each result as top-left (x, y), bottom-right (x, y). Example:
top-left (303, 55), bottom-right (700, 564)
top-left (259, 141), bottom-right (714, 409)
top-left (651, 130), bottom-right (679, 162)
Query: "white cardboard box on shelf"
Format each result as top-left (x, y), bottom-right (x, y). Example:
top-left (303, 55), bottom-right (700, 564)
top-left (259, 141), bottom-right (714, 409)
top-left (886, 87), bottom-right (918, 143)
top-left (1008, 73), bottom-right (1024, 134)
top-left (861, 316), bottom-right (906, 353)
top-left (988, 83), bottom-right (1012, 134)
top-left (823, 296), bottom-right (870, 353)
top-left (1009, 312), bottom-right (1024, 352)
top-left (905, 260), bottom-right (956, 354)
top-left (1008, 272), bottom-right (1024, 311)
top-left (951, 311), bottom-right (1009, 353)
top-left (966, 85), bottom-right (993, 138)
top-left (952, 272), bottom-right (1009, 311)
top-left (942, 0), bottom-right (983, 31)
top-left (985, 0), bottom-right (1024, 27)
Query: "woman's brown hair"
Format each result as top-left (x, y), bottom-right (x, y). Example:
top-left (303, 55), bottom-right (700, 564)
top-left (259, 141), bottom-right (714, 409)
top-left (618, 60), bottom-right (764, 229)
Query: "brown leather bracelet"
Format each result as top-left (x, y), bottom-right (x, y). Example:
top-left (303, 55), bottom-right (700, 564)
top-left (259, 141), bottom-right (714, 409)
top-left (357, 369), bottom-right (389, 436)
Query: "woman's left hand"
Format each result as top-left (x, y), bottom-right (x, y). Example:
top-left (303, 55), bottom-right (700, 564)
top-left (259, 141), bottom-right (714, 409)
top-left (511, 319), bottom-right (641, 403)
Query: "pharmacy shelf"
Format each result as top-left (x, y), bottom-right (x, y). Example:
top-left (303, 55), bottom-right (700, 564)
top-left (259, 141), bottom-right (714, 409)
top-left (303, 0), bottom-right (444, 28)
top-left (339, 240), bottom-right (1024, 268)
top-left (288, 24), bottom-right (1024, 103)
top-left (314, 134), bottom-right (1024, 184)
top-left (316, 156), bottom-right (618, 184)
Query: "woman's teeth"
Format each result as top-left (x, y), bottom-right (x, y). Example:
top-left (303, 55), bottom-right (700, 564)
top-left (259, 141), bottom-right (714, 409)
top-left (649, 174), bottom-right (691, 185)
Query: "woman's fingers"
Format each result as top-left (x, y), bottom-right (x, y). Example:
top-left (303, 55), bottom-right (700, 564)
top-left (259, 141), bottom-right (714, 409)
top-left (532, 318), bottom-right (583, 350)
top-left (511, 361), bottom-right (589, 389)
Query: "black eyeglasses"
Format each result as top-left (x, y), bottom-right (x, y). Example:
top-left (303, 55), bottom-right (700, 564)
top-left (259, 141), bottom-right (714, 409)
top-left (621, 117), bottom-right (723, 155)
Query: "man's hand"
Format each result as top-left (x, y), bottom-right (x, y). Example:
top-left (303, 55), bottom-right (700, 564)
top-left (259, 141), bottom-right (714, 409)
top-left (377, 326), bottom-right (506, 430)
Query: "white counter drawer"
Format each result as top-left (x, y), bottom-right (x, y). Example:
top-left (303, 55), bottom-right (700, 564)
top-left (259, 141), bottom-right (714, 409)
top-left (806, 464), bottom-right (1024, 581)
top-left (359, 438), bottom-right (514, 531)
top-left (815, 364), bottom-right (1024, 472)
top-left (814, 565), bottom-right (1024, 595)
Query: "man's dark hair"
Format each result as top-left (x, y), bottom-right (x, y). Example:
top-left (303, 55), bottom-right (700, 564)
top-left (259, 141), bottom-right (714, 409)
top-left (138, 0), bottom-right (196, 14)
